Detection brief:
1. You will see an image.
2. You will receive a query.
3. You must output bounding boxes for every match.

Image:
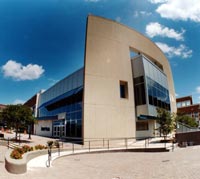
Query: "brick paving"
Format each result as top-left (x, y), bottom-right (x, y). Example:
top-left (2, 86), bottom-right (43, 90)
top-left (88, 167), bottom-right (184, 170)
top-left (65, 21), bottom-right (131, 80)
top-left (0, 133), bottom-right (200, 179)
top-left (50, 147), bottom-right (200, 179)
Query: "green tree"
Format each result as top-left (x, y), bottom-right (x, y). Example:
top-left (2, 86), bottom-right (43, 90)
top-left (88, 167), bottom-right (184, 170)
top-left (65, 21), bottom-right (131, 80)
top-left (176, 112), bottom-right (198, 127)
top-left (0, 104), bottom-right (35, 140)
top-left (156, 108), bottom-right (175, 139)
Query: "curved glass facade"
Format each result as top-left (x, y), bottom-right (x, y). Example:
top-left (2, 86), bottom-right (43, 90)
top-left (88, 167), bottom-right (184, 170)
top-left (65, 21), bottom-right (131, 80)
top-left (132, 55), bottom-right (171, 118)
top-left (142, 56), bottom-right (170, 110)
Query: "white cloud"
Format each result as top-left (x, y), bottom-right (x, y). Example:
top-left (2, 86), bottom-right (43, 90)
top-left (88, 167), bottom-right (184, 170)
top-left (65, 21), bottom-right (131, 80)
top-left (175, 93), bottom-right (179, 97)
top-left (146, 22), bottom-right (185, 41)
top-left (2, 60), bottom-right (45, 81)
top-left (134, 11), bottom-right (139, 18)
top-left (115, 16), bottom-right (121, 22)
top-left (134, 11), bottom-right (152, 17)
top-left (156, 42), bottom-right (193, 58)
top-left (154, 0), bottom-right (200, 22)
top-left (148, 0), bottom-right (168, 4)
top-left (196, 86), bottom-right (200, 93)
top-left (140, 11), bottom-right (152, 16)
top-left (85, 0), bottom-right (100, 2)
top-left (13, 99), bottom-right (25, 105)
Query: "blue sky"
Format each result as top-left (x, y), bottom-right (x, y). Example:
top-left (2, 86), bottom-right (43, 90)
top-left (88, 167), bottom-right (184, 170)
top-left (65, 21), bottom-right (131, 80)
top-left (0, 0), bottom-right (200, 104)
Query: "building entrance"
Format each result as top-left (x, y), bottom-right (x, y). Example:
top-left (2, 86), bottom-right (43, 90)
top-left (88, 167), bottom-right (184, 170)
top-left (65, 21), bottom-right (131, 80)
top-left (53, 119), bottom-right (65, 138)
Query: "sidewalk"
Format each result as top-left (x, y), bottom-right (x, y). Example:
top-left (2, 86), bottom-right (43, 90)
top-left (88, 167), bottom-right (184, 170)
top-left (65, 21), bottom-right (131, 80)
top-left (0, 133), bottom-right (175, 175)
top-left (27, 137), bottom-right (174, 170)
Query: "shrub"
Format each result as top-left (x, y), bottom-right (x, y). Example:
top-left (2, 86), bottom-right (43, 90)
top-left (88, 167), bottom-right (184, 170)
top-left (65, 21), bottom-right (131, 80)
top-left (35, 144), bottom-right (47, 150)
top-left (22, 145), bottom-right (33, 153)
top-left (10, 144), bottom-right (48, 159)
top-left (15, 147), bottom-right (24, 155)
top-left (10, 149), bottom-right (22, 159)
top-left (47, 141), bottom-right (54, 148)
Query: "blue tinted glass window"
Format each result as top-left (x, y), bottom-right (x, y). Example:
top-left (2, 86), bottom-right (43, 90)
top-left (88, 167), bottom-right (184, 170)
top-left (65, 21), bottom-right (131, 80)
top-left (146, 76), bottom-right (170, 110)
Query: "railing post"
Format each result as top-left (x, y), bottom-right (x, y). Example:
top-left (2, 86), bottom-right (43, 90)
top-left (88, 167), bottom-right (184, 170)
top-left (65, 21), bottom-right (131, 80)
top-left (145, 138), bottom-right (147, 148)
top-left (103, 138), bottom-right (104, 148)
top-left (58, 143), bottom-right (60, 156)
top-left (47, 146), bottom-right (52, 167)
top-left (89, 141), bottom-right (90, 152)
top-left (125, 138), bottom-right (128, 149)
top-left (72, 143), bottom-right (74, 153)
top-left (171, 142), bottom-right (173, 152)
top-left (7, 137), bottom-right (9, 149)
top-left (19, 134), bottom-right (21, 145)
top-left (108, 140), bottom-right (109, 150)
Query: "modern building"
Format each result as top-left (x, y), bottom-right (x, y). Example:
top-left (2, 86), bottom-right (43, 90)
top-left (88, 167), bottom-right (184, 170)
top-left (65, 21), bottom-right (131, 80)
top-left (176, 96), bottom-right (200, 126)
top-left (25, 15), bottom-right (176, 141)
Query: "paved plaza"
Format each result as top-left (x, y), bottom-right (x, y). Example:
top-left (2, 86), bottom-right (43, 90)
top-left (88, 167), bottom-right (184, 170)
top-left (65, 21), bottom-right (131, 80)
top-left (0, 133), bottom-right (200, 179)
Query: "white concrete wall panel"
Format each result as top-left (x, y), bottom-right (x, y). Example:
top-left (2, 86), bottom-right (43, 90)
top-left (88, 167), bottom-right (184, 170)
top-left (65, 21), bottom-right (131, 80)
top-left (34, 120), bottom-right (52, 137)
top-left (83, 15), bottom-right (176, 139)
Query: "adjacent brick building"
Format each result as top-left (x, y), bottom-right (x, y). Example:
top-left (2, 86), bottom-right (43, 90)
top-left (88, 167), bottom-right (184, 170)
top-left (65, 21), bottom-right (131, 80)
top-left (176, 96), bottom-right (200, 126)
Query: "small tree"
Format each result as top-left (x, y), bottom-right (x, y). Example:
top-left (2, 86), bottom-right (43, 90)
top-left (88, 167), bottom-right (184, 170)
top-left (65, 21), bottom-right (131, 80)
top-left (156, 108), bottom-right (175, 139)
top-left (0, 104), bottom-right (35, 140)
top-left (176, 112), bottom-right (198, 127)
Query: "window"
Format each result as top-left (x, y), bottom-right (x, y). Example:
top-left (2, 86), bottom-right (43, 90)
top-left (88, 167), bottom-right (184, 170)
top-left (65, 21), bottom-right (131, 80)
top-left (136, 122), bottom-right (149, 131)
top-left (186, 100), bottom-right (191, 106)
top-left (146, 77), bottom-right (170, 110)
top-left (134, 76), bottom-right (146, 105)
top-left (41, 127), bottom-right (50, 131)
top-left (120, 81), bottom-right (128, 99)
top-left (177, 102), bottom-right (181, 108)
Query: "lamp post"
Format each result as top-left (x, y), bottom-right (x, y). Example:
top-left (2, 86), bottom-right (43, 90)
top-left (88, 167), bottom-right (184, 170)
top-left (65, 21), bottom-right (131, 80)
top-left (28, 124), bottom-right (31, 139)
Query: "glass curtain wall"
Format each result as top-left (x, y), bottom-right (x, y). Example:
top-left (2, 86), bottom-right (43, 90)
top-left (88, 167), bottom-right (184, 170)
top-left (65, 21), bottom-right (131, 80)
top-left (39, 87), bottom-right (83, 138)
top-left (142, 56), bottom-right (170, 110)
top-left (133, 55), bottom-right (170, 111)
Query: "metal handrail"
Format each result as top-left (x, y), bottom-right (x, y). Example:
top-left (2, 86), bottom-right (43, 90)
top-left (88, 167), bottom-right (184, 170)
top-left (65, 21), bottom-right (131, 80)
top-left (176, 122), bottom-right (200, 133)
top-left (61, 136), bottom-right (154, 152)
top-left (45, 136), bottom-right (174, 168)
top-left (7, 135), bottom-right (21, 149)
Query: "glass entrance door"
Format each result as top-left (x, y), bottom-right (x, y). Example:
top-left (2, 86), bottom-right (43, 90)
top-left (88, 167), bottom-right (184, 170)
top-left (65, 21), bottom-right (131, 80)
top-left (53, 125), bottom-right (65, 138)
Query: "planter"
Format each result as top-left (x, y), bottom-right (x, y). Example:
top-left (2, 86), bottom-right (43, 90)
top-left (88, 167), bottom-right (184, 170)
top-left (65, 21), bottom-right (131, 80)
top-left (5, 149), bottom-right (48, 174)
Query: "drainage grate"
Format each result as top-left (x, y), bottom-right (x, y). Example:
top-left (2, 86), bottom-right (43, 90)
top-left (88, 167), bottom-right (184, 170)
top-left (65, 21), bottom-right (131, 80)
top-left (162, 160), bottom-right (170, 162)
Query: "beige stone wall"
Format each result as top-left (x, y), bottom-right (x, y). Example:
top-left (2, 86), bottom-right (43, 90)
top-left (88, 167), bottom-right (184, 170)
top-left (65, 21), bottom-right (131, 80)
top-left (83, 15), bottom-right (176, 139)
top-left (136, 121), bottom-right (156, 138)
